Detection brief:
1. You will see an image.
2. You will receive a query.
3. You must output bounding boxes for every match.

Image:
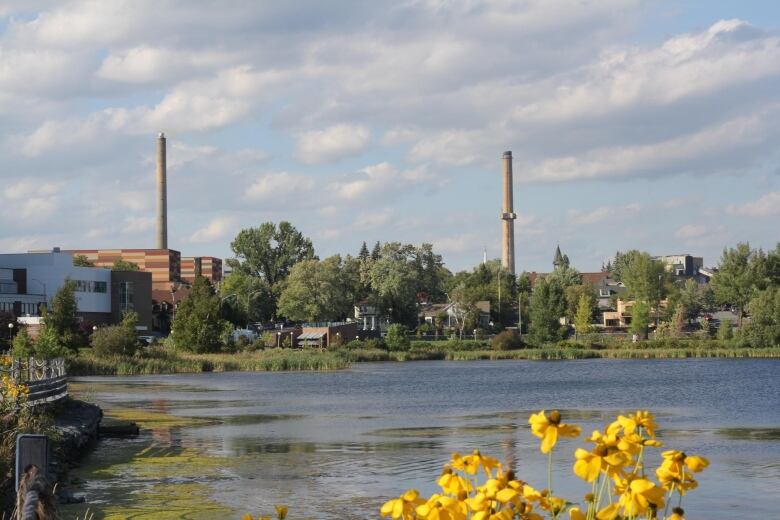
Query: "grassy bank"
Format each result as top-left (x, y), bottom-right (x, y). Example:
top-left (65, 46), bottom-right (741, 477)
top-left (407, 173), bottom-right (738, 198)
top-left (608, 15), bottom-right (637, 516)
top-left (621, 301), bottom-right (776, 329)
top-left (66, 340), bottom-right (780, 376)
top-left (68, 347), bottom-right (348, 376)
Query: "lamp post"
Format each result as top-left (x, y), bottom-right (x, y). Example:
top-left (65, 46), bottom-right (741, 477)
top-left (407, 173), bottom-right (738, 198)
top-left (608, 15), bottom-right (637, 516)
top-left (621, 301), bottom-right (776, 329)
top-left (8, 322), bottom-right (13, 340)
top-left (276, 331), bottom-right (281, 348)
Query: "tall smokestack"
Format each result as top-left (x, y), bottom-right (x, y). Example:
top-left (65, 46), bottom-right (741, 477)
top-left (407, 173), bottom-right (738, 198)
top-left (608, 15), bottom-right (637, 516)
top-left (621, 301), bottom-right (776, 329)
top-left (156, 132), bottom-right (168, 250)
top-left (501, 151), bottom-right (516, 275)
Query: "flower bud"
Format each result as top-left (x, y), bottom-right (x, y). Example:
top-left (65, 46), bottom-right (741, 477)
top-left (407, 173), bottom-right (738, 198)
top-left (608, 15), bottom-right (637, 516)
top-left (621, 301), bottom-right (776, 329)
top-left (549, 410), bottom-right (561, 424)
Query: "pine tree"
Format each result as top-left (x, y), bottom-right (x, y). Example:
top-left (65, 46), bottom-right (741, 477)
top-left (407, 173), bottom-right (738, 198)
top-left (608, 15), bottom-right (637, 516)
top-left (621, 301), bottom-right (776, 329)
top-left (371, 241), bottom-right (382, 260)
top-left (358, 241), bottom-right (369, 261)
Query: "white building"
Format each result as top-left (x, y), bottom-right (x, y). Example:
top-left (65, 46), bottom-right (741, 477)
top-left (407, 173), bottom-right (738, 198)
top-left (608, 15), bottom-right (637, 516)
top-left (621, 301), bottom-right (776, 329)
top-left (0, 249), bottom-right (111, 317)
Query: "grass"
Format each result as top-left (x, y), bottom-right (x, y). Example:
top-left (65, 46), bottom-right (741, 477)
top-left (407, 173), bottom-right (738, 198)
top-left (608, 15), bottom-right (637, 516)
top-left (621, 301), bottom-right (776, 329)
top-left (66, 339), bottom-right (780, 376)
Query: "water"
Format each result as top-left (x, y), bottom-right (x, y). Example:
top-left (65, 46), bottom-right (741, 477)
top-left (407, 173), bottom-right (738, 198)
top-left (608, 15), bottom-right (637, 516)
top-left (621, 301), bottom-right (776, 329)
top-left (66, 359), bottom-right (780, 519)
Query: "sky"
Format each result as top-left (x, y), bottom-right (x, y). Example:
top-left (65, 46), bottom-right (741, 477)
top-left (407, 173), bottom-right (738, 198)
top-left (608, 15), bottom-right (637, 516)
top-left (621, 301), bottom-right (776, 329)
top-left (1, 1), bottom-right (779, 274)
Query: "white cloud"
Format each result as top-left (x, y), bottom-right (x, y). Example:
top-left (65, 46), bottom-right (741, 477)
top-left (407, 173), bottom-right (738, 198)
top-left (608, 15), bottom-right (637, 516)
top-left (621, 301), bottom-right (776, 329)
top-left (245, 172), bottom-right (316, 203)
top-left (330, 162), bottom-right (442, 201)
top-left (675, 224), bottom-right (707, 239)
top-left (295, 124), bottom-right (370, 164)
top-left (569, 203), bottom-right (641, 225)
top-left (726, 192), bottom-right (780, 217)
top-left (189, 216), bottom-right (235, 244)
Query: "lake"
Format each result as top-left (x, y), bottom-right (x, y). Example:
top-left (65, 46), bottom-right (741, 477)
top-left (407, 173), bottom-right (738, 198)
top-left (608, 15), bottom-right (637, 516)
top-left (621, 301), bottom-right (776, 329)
top-left (65, 359), bottom-right (780, 519)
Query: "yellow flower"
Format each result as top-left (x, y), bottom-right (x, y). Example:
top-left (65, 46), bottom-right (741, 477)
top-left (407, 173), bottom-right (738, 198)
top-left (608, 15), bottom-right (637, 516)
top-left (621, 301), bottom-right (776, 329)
top-left (573, 445), bottom-right (630, 482)
top-left (595, 503), bottom-right (619, 520)
top-left (668, 506), bottom-right (686, 520)
top-left (615, 410), bottom-right (658, 437)
top-left (242, 514), bottom-right (252, 520)
top-left (437, 467), bottom-right (473, 495)
top-left (381, 490), bottom-right (426, 519)
top-left (655, 466), bottom-right (698, 495)
top-left (452, 450), bottom-right (500, 477)
top-left (528, 410), bottom-right (581, 454)
top-left (415, 495), bottom-right (467, 520)
top-left (569, 506), bottom-right (586, 520)
top-left (660, 450), bottom-right (709, 474)
top-left (615, 477), bottom-right (665, 517)
top-left (274, 505), bottom-right (288, 520)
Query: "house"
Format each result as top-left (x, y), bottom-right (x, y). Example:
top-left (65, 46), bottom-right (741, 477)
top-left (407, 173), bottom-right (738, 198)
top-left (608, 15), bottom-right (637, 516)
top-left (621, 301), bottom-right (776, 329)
top-left (602, 299), bottom-right (668, 328)
top-left (418, 301), bottom-right (491, 329)
top-left (354, 301), bottom-right (383, 330)
top-left (296, 321), bottom-right (357, 348)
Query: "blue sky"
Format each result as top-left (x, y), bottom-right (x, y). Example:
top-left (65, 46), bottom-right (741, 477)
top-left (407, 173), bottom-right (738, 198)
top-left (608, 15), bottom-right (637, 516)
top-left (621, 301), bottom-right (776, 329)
top-left (0, 1), bottom-right (778, 274)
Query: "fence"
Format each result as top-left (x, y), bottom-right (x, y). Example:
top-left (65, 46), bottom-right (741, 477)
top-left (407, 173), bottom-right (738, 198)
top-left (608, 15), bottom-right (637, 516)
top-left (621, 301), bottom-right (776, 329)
top-left (5, 358), bottom-right (68, 407)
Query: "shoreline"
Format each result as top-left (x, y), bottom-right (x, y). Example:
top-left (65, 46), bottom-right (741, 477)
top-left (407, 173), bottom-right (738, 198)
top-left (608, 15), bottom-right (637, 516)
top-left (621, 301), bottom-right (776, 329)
top-left (65, 345), bottom-right (780, 376)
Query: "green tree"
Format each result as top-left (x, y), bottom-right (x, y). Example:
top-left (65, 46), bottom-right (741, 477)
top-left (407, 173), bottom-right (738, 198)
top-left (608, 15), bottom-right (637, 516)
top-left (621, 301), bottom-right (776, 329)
top-left (629, 300), bottom-right (651, 340)
top-left (670, 303), bottom-right (685, 338)
top-left (369, 243), bottom-right (419, 326)
top-left (717, 319), bottom-right (733, 341)
top-left (385, 324), bottom-right (411, 351)
top-left (227, 220), bottom-right (315, 290)
top-left (610, 250), bottom-right (642, 282)
top-left (573, 294), bottom-right (593, 338)
top-left (277, 256), bottom-right (350, 322)
top-left (711, 243), bottom-right (757, 326)
top-left (565, 284), bottom-right (597, 323)
top-left (527, 278), bottom-right (566, 345)
top-left (45, 280), bottom-right (80, 351)
top-left (546, 264), bottom-right (582, 289)
top-left (219, 271), bottom-right (274, 327)
top-left (677, 279), bottom-right (702, 323)
top-left (172, 277), bottom-right (230, 353)
top-left (111, 259), bottom-right (140, 271)
top-left (11, 327), bottom-right (34, 358)
top-left (620, 252), bottom-right (666, 322)
top-left (72, 254), bottom-right (94, 267)
top-left (449, 283), bottom-right (481, 339)
top-left (358, 241), bottom-right (370, 261)
top-left (743, 287), bottom-right (780, 347)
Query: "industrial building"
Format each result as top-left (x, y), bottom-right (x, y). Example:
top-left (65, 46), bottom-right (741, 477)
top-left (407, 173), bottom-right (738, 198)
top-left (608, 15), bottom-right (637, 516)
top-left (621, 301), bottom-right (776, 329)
top-left (0, 250), bottom-right (152, 330)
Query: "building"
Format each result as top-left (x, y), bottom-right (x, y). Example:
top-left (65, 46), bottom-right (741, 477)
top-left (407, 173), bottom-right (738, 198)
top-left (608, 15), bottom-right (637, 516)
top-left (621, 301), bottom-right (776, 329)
top-left (602, 299), bottom-right (668, 328)
top-left (654, 254), bottom-right (704, 278)
top-left (419, 301), bottom-right (491, 329)
top-left (69, 249), bottom-right (181, 288)
top-left (181, 256), bottom-right (223, 284)
top-left (0, 250), bottom-right (152, 330)
top-left (296, 321), bottom-right (357, 348)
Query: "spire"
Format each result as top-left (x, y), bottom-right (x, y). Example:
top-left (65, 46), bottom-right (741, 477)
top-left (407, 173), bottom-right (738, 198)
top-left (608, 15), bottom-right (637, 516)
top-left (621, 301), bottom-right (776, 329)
top-left (553, 244), bottom-right (563, 268)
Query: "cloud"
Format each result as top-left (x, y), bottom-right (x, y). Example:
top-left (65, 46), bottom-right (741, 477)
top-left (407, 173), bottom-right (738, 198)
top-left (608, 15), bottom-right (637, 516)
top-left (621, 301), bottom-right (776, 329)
top-left (244, 171), bottom-right (316, 203)
top-left (295, 124), bottom-right (371, 164)
top-left (189, 216), bottom-right (236, 244)
top-left (569, 203), bottom-right (641, 225)
top-left (726, 191), bottom-right (780, 217)
top-left (675, 224), bottom-right (707, 239)
top-left (330, 162), bottom-right (443, 201)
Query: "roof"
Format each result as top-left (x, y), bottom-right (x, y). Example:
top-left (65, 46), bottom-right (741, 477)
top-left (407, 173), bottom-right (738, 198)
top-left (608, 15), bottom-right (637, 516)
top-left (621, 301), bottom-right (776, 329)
top-left (297, 332), bottom-right (326, 340)
top-left (476, 300), bottom-right (490, 313)
top-left (419, 303), bottom-right (452, 317)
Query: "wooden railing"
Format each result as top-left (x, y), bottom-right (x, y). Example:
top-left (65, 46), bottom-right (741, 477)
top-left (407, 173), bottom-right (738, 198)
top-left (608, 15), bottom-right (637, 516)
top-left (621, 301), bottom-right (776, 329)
top-left (5, 358), bottom-right (68, 406)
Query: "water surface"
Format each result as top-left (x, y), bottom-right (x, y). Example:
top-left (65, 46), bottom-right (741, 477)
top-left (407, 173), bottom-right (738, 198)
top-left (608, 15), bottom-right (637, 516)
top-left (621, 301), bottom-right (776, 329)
top-left (66, 359), bottom-right (780, 519)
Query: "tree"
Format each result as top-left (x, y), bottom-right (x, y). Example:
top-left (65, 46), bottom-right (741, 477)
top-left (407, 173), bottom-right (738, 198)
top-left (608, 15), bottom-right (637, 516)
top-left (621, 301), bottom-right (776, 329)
top-left (546, 264), bottom-right (582, 290)
top-left (573, 294), bottom-right (593, 338)
top-left (743, 287), bottom-right (780, 347)
top-left (172, 277), bottom-right (230, 353)
top-left (371, 241), bottom-right (381, 261)
top-left (670, 303), bottom-right (685, 338)
top-left (227, 221), bottom-right (315, 290)
top-left (45, 280), bottom-right (80, 351)
top-left (717, 319), bottom-right (733, 341)
top-left (11, 327), bottom-right (34, 358)
top-left (620, 252), bottom-right (667, 323)
top-left (219, 272), bottom-right (274, 327)
top-left (711, 243), bottom-right (757, 326)
top-left (369, 243), bottom-right (420, 326)
top-left (358, 242), bottom-right (370, 261)
top-left (527, 278), bottom-right (566, 345)
top-left (630, 300), bottom-right (651, 340)
top-left (111, 259), bottom-right (140, 271)
top-left (277, 256), bottom-right (350, 322)
top-left (565, 284), bottom-right (596, 323)
top-left (611, 250), bottom-right (642, 282)
top-left (33, 324), bottom-right (68, 359)
top-left (73, 254), bottom-right (94, 267)
top-left (677, 279), bottom-right (702, 323)
top-left (449, 283), bottom-right (481, 339)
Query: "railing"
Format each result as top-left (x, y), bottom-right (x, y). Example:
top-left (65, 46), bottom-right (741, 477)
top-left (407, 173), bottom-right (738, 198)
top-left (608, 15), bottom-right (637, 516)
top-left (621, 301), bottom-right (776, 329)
top-left (4, 358), bottom-right (68, 407)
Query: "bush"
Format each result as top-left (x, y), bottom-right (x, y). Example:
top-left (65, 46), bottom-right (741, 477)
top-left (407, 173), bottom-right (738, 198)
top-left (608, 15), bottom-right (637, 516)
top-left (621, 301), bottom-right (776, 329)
top-left (491, 329), bottom-right (523, 351)
top-left (33, 325), bottom-right (68, 359)
top-left (91, 325), bottom-right (139, 357)
top-left (11, 327), bottom-right (34, 358)
top-left (363, 338), bottom-right (385, 350)
top-left (385, 324), bottom-right (411, 351)
top-left (717, 320), bottom-right (734, 341)
top-left (345, 339), bottom-right (363, 349)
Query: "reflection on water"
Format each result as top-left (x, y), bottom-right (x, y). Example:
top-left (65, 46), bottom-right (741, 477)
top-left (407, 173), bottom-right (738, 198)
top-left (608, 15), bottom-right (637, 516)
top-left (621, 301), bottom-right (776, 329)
top-left (64, 359), bottom-right (780, 519)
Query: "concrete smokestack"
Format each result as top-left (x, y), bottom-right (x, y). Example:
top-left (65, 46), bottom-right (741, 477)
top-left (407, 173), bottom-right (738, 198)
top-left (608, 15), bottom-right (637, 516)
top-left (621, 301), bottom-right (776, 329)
top-left (156, 132), bottom-right (168, 250)
top-left (501, 151), bottom-right (516, 275)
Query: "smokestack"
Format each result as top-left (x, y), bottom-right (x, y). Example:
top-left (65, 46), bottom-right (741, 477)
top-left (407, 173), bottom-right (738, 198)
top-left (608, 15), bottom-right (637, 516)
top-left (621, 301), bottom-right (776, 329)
top-left (501, 151), bottom-right (516, 275)
top-left (156, 132), bottom-right (168, 250)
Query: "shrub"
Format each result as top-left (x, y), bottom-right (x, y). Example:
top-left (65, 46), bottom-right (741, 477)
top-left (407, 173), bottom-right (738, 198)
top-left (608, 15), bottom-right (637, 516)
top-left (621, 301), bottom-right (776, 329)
top-left (91, 325), bottom-right (139, 357)
top-left (11, 327), bottom-right (34, 358)
top-left (345, 339), bottom-right (363, 349)
top-left (33, 325), bottom-right (68, 359)
top-left (363, 337), bottom-right (385, 350)
top-left (385, 324), bottom-right (411, 351)
top-left (491, 329), bottom-right (523, 351)
top-left (717, 320), bottom-right (734, 341)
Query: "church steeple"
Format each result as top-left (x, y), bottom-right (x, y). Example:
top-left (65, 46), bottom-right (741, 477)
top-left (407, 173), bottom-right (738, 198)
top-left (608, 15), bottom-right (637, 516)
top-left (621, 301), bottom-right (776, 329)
top-left (553, 244), bottom-right (564, 268)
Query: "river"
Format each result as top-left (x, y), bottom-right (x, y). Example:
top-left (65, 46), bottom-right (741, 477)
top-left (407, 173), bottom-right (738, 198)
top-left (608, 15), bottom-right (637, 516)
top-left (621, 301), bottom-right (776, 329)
top-left (63, 359), bottom-right (780, 519)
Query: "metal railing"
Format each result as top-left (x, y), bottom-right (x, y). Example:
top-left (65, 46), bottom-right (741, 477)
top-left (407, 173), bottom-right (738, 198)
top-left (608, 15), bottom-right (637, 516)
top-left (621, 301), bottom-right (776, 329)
top-left (4, 358), bottom-right (68, 407)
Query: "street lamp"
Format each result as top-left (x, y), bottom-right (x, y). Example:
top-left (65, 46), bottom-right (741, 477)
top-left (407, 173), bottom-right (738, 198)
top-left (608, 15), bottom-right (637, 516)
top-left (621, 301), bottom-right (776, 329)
top-left (8, 322), bottom-right (13, 340)
top-left (276, 331), bottom-right (281, 348)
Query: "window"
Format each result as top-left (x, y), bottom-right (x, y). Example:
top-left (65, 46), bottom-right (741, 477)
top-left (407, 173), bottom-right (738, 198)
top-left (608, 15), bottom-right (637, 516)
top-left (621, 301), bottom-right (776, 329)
top-left (119, 282), bottom-right (134, 311)
top-left (599, 289), bottom-right (610, 297)
top-left (73, 280), bottom-right (108, 293)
